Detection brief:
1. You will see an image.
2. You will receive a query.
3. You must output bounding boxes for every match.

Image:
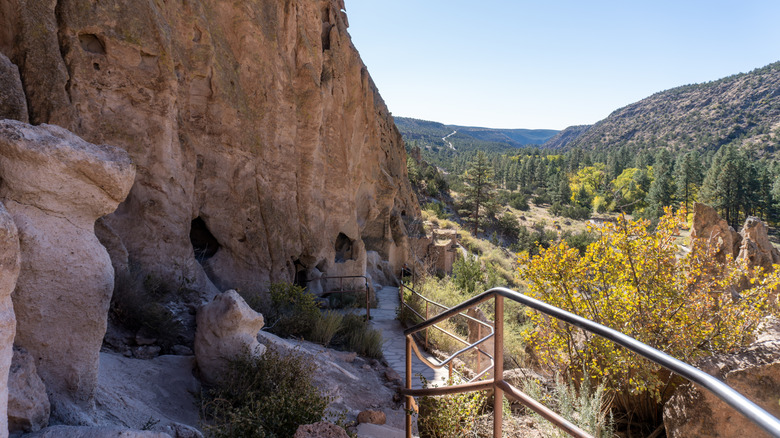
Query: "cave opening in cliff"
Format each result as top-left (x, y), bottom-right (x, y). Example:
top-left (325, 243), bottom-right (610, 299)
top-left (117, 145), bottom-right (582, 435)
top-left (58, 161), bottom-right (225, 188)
top-left (334, 232), bottom-right (355, 263)
top-left (190, 217), bottom-right (220, 263)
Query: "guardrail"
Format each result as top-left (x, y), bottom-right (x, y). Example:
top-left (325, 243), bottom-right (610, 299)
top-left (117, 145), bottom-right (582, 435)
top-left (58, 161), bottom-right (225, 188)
top-left (401, 286), bottom-right (780, 438)
top-left (305, 275), bottom-right (371, 320)
top-left (400, 279), bottom-right (494, 381)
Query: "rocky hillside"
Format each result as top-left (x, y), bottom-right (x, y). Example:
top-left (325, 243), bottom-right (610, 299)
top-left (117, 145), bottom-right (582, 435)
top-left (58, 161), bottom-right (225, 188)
top-left (0, 0), bottom-right (418, 295)
top-left (554, 62), bottom-right (780, 154)
top-left (541, 124), bottom-right (590, 149)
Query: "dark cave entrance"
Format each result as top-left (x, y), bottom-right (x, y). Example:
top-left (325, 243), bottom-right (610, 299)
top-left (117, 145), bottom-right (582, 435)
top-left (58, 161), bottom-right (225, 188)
top-left (334, 232), bottom-right (355, 263)
top-left (190, 217), bottom-right (220, 264)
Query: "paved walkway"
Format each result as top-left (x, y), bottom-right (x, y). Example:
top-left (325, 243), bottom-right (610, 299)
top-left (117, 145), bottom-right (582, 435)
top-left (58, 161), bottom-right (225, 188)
top-left (370, 286), bottom-right (449, 389)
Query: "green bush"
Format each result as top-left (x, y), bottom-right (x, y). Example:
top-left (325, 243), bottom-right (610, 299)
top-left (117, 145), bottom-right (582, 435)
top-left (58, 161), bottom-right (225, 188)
top-left (202, 347), bottom-right (331, 438)
top-left (310, 311), bottom-right (343, 346)
top-left (336, 314), bottom-right (383, 359)
top-left (265, 283), bottom-right (319, 339)
top-left (418, 376), bottom-right (486, 438)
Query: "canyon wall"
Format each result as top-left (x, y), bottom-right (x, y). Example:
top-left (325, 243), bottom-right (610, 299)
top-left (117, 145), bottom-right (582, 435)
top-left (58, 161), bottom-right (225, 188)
top-left (0, 0), bottom-right (418, 295)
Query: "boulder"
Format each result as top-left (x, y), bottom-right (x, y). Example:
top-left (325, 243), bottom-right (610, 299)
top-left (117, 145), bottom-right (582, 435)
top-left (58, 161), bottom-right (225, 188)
top-left (24, 426), bottom-right (171, 438)
top-left (8, 346), bottom-right (49, 434)
top-left (357, 410), bottom-right (387, 425)
top-left (293, 422), bottom-right (349, 438)
top-left (194, 290), bottom-right (265, 384)
top-left (0, 52), bottom-right (28, 123)
top-left (691, 202), bottom-right (740, 263)
top-left (0, 202), bottom-right (20, 438)
top-left (0, 120), bottom-right (135, 422)
top-left (737, 216), bottom-right (780, 274)
top-left (664, 339), bottom-right (780, 438)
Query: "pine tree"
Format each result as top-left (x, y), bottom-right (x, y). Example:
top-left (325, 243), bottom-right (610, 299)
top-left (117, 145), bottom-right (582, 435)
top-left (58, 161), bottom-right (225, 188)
top-left (673, 151), bottom-right (703, 214)
top-left (459, 151), bottom-right (496, 235)
top-left (645, 150), bottom-right (675, 218)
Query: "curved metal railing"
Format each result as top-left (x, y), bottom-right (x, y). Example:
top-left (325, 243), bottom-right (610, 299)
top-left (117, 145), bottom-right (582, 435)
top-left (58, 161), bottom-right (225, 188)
top-left (400, 280), bottom-right (495, 382)
top-left (401, 286), bottom-right (780, 438)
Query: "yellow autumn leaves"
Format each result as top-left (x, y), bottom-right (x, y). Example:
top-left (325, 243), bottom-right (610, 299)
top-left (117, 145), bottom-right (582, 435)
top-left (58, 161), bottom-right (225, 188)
top-left (519, 208), bottom-right (779, 414)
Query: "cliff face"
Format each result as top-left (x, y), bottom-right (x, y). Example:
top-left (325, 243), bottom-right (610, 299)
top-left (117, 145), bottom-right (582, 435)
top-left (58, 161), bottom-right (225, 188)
top-left (0, 0), bottom-right (418, 293)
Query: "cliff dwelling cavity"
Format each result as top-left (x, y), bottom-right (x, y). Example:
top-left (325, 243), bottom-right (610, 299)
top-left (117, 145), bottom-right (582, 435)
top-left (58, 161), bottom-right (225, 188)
top-left (78, 33), bottom-right (106, 55)
top-left (190, 217), bottom-right (220, 263)
top-left (334, 232), bottom-right (355, 263)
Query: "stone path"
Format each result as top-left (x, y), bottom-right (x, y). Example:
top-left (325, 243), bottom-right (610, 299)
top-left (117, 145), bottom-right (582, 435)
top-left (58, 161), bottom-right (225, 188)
top-left (369, 286), bottom-right (449, 389)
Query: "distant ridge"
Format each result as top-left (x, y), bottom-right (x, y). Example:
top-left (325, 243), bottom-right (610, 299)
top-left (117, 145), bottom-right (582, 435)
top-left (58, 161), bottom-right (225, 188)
top-left (542, 125), bottom-right (591, 149)
top-left (394, 117), bottom-right (558, 151)
top-left (561, 61), bottom-right (780, 154)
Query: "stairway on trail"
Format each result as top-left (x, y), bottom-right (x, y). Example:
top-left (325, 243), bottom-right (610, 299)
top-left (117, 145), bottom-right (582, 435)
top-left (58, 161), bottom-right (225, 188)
top-left (352, 285), bottom-right (450, 438)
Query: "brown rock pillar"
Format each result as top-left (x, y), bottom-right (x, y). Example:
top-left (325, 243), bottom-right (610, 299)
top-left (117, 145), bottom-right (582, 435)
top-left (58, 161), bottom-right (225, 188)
top-left (0, 120), bottom-right (135, 422)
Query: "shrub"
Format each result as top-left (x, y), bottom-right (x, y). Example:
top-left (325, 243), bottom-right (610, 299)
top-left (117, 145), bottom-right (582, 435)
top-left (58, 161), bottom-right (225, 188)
top-left (201, 347), bottom-right (331, 438)
top-left (336, 314), bottom-right (383, 359)
top-left (509, 193), bottom-right (530, 211)
top-left (110, 271), bottom-right (183, 350)
top-left (418, 376), bottom-right (486, 438)
top-left (309, 311), bottom-right (343, 346)
top-left (519, 209), bottom-right (779, 423)
top-left (265, 283), bottom-right (319, 339)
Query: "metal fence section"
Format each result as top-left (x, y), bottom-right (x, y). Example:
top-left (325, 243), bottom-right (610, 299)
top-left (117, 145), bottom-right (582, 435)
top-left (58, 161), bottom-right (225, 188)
top-left (401, 286), bottom-right (780, 438)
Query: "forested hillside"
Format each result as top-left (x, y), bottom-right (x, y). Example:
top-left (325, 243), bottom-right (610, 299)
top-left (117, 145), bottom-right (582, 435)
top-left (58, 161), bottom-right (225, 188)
top-left (561, 62), bottom-right (780, 155)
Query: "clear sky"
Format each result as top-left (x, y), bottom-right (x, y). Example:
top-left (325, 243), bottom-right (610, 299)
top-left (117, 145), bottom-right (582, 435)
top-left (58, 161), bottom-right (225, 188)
top-left (345, 1), bottom-right (780, 130)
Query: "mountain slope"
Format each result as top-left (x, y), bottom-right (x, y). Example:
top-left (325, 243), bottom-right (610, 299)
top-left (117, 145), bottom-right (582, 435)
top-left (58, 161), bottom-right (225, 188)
top-left (542, 125), bottom-right (591, 149)
top-left (395, 117), bottom-right (558, 151)
top-left (563, 62), bottom-right (780, 154)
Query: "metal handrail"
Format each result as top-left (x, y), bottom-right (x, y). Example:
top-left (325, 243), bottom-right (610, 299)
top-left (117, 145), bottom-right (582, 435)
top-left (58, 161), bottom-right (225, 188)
top-left (305, 275), bottom-right (371, 320)
top-left (400, 280), bottom-right (495, 381)
top-left (402, 286), bottom-right (780, 438)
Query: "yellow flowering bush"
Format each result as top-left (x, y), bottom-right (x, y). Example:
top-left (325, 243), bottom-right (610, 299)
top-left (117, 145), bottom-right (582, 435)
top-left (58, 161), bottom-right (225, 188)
top-left (519, 208), bottom-right (778, 421)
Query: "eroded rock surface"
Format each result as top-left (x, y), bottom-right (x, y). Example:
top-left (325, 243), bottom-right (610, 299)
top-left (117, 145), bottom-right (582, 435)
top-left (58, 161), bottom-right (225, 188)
top-left (691, 202), bottom-right (741, 263)
top-left (0, 202), bottom-right (20, 438)
top-left (0, 120), bottom-right (135, 423)
top-left (663, 339), bottom-right (780, 438)
top-left (0, 0), bottom-right (418, 297)
top-left (24, 426), bottom-right (171, 438)
top-left (738, 216), bottom-right (780, 273)
top-left (294, 422), bottom-right (349, 438)
top-left (8, 346), bottom-right (49, 435)
top-left (194, 290), bottom-right (265, 384)
top-left (0, 52), bottom-right (27, 123)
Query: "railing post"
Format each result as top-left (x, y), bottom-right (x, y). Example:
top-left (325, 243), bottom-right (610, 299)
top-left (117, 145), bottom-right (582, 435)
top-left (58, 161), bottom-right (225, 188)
top-left (425, 301), bottom-right (429, 350)
top-left (405, 336), bottom-right (413, 438)
top-left (365, 279), bottom-right (370, 320)
top-left (477, 324), bottom-right (482, 374)
top-left (493, 294), bottom-right (504, 437)
top-left (448, 361), bottom-right (453, 380)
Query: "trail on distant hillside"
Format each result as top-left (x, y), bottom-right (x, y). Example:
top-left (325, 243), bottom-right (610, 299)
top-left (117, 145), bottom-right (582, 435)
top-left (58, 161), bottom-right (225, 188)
top-left (443, 130), bottom-right (457, 151)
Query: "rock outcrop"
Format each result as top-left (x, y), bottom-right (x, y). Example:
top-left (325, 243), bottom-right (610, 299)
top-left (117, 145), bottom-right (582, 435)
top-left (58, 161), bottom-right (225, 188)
top-left (0, 120), bottom-right (135, 422)
top-left (194, 290), bottom-right (265, 384)
top-left (691, 202), bottom-right (741, 263)
top-left (0, 52), bottom-right (27, 123)
top-left (0, 0), bottom-right (418, 297)
top-left (664, 339), bottom-right (780, 438)
top-left (0, 202), bottom-right (20, 438)
top-left (25, 426), bottom-right (172, 438)
top-left (738, 216), bottom-right (780, 273)
top-left (8, 347), bottom-right (50, 434)
top-left (294, 422), bottom-right (349, 438)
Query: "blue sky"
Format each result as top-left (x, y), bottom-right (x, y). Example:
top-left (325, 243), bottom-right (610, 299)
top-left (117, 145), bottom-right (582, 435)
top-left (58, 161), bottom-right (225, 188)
top-left (345, 1), bottom-right (780, 130)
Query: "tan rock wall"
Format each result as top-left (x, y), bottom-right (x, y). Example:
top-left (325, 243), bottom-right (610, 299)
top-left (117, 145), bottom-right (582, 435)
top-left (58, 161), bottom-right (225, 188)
top-left (0, 203), bottom-right (20, 438)
top-left (0, 0), bottom-right (418, 295)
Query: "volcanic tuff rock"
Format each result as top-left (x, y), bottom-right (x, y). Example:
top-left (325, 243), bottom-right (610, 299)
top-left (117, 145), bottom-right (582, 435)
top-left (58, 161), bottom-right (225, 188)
top-left (194, 290), bottom-right (265, 384)
top-left (0, 120), bottom-right (135, 423)
top-left (0, 0), bottom-right (418, 295)
top-left (737, 216), bottom-right (780, 274)
top-left (663, 339), bottom-right (780, 438)
top-left (691, 202), bottom-right (741, 263)
top-left (0, 52), bottom-right (27, 123)
top-left (8, 347), bottom-right (50, 435)
top-left (0, 203), bottom-right (19, 438)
